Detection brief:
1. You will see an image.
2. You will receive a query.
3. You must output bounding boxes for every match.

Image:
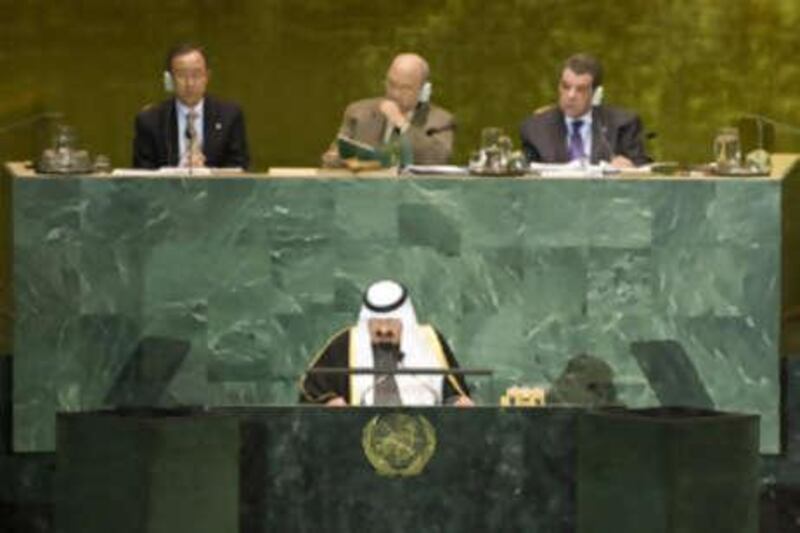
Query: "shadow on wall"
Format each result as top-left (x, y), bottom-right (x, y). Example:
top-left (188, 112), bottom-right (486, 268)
top-left (630, 340), bottom-right (714, 409)
top-left (105, 336), bottom-right (191, 409)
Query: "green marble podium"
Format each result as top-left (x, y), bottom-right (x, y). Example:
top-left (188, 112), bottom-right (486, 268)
top-left (56, 407), bottom-right (580, 532)
top-left (9, 159), bottom-right (800, 452)
top-left (54, 406), bottom-right (758, 533)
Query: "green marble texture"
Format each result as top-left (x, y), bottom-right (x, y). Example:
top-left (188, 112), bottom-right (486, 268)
top-left (578, 408), bottom-right (760, 533)
top-left (56, 411), bottom-right (240, 533)
top-left (56, 407), bottom-right (580, 533)
top-left (55, 406), bottom-right (758, 532)
top-left (13, 174), bottom-right (782, 452)
top-left (243, 407), bottom-right (578, 532)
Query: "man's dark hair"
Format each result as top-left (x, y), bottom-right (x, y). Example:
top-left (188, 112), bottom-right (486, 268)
top-left (164, 43), bottom-right (209, 72)
top-left (562, 53), bottom-right (603, 89)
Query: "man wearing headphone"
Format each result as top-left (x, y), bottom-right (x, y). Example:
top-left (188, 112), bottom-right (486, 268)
top-left (322, 53), bottom-right (455, 167)
top-left (132, 43), bottom-right (250, 169)
top-left (519, 53), bottom-right (649, 168)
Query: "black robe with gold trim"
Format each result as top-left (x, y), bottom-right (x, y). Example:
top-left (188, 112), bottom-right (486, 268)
top-left (299, 328), bottom-right (470, 405)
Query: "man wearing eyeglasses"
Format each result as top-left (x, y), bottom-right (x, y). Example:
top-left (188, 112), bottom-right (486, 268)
top-left (321, 53), bottom-right (455, 167)
top-left (132, 43), bottom-right (250, 169)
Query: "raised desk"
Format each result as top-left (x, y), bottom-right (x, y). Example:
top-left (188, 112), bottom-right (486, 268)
top-left (7, 159), bottom-right (800, 452)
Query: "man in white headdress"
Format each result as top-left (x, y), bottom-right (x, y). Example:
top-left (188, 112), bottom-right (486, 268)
top-left (299, 280), bottom-right (473, 407)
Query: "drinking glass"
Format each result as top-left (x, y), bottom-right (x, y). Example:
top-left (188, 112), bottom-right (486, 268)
top-left (713, 127), bottom-right (741, 172)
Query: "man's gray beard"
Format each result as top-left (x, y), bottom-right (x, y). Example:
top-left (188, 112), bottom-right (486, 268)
top-left (372, 343), bottom-right (403, 369)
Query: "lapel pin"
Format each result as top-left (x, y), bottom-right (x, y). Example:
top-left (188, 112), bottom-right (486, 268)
top-left (215, 122), bottom-right (222, 131)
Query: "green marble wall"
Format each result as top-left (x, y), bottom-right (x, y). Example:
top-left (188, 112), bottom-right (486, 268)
top-left (12, 174), bottom-right (781, 453)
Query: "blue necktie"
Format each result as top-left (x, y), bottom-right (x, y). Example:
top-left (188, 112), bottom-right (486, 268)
top-left (568, 120), bottom-right (585, 161)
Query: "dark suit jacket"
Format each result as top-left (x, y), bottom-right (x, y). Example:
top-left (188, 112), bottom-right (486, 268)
top-left (520, 105), bottom-right (650, 166)
top-left (132, 95), bottom-right (250, 169)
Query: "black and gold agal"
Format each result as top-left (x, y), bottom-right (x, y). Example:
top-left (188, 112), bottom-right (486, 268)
top-left (361, 413), bottom-right (436, 477)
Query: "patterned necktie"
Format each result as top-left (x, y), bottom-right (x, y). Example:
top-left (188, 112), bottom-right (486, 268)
top-left (185, 110), bottom-right (198, 149)
top-left (373, 346), bottom-right (402, 406)
top-left (568, 119), bottom-right (585, 161)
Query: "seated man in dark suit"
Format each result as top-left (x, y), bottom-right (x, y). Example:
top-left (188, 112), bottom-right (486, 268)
top-left (321, 53), bottom-right (455, 167)
top-left (520, 53), bottom-right (649, 168)
top-left (132, 43), bottom-right (250, 169)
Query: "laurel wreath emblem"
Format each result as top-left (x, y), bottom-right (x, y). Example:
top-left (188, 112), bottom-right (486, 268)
top-left (362, 413), bottom-right (436, 477)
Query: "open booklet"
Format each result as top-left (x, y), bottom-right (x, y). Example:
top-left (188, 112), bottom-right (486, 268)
top-left (337, 135), bottom-right (381, 161)
top-left (336, 135), bottom-right (400, 168)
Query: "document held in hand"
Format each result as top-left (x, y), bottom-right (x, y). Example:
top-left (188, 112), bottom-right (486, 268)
top-left (337, 135), bottom-right (381, 162)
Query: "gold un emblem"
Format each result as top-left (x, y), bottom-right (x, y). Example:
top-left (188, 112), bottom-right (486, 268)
top-left (362, 413), bottom-right (437, 477)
